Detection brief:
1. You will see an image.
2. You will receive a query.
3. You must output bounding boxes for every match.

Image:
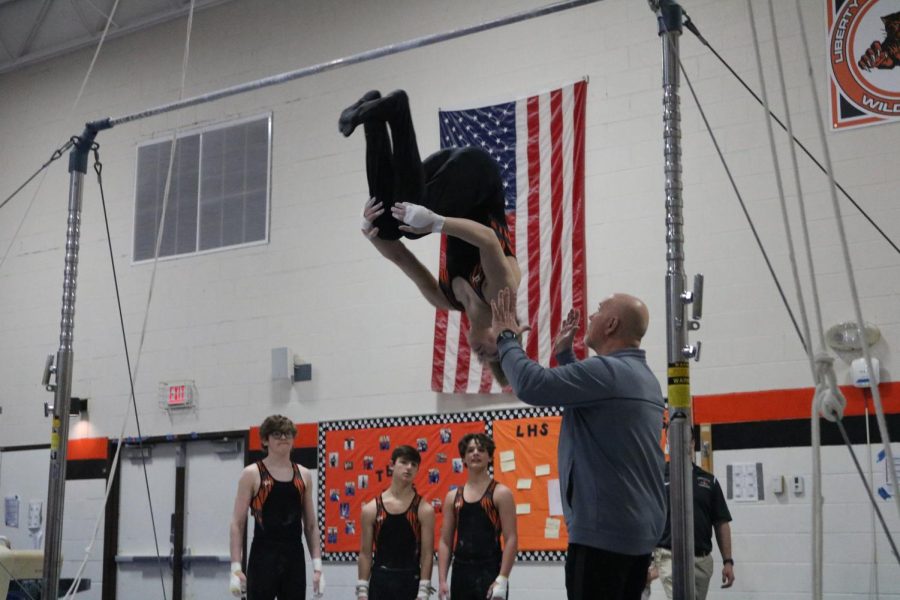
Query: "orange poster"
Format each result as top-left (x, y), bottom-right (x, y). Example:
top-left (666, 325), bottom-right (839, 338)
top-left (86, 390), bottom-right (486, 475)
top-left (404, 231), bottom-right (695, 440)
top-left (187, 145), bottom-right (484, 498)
top-left (322, 420), bottom-right (484, 554)
top-left (492, 416), bottom-right (568, 551)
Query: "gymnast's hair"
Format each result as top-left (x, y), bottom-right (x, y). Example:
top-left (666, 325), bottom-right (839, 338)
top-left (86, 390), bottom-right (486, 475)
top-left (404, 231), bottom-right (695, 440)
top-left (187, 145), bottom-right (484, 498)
top-left (458, 432), bottom-right (495, 459)
top-left (259, 414), bottom-right (296, 448)
top-left (391, 445), bottom-right (422, 465)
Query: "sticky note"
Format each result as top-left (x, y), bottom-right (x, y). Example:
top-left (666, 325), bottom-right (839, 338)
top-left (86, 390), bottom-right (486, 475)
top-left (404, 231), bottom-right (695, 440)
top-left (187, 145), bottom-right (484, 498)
top-left (516, 503), bottom-right (531, 515)
top-left (516, 478), bottom-right (533, 490)
top-left (544, 517), bottom-right (561, 539)
top-left (500, 450), bottom-right (515, 462)
top-left (500, 460), bottom-right (516, 473)
top-left (535, 464), bottom-right (551, 477)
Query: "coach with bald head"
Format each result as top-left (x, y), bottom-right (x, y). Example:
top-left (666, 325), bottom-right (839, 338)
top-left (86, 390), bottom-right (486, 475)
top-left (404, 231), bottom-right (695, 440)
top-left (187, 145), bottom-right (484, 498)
top-left (492, 288), bottom-right (666, 600)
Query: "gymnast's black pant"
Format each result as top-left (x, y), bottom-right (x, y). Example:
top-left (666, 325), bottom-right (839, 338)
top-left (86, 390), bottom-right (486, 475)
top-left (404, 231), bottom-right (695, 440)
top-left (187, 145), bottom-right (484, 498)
top-left (369, 565), bottom-right (419, 600)
top-left (450, 558), bottom-right (504, 600)
top-left (246, 539), bottom-right (306, 600)
top-left (358, 90), bottom-right (506, 242)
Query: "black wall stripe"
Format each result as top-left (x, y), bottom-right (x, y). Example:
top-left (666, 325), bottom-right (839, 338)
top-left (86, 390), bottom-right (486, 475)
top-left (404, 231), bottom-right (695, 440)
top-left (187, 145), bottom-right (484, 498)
top-left (66, 458), bottom-right (109, 480)
top-left (709, 413), bottom-right (900, 451)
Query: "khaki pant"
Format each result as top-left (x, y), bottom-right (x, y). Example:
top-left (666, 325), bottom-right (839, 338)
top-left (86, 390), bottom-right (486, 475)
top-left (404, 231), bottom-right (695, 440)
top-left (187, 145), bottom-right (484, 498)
top-left (652, 548), bottom-right (715, 600)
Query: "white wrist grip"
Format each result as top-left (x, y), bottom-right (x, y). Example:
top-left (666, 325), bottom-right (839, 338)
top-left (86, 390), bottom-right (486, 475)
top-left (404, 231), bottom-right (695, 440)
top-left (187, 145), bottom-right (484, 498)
top-left (491, 575), bottom-right (509, 599)
top-left (398, 202), bottom-right (444, 232)
top-left (228, 562), bottom-right (244, 597)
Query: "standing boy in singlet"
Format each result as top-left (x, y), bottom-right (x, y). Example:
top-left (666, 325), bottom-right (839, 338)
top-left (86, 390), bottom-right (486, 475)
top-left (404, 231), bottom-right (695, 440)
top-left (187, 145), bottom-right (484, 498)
top-left (438, 433), bottom-right (517, 600)
top-left (357, 445), bottom-right (436, 600)
top-left (229, 415), bottom-right (324, 599)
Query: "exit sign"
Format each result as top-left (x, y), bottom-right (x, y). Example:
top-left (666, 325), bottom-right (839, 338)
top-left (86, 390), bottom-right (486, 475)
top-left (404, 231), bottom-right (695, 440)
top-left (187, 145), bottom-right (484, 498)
top-left (159, 381), bottom-right (195, 410)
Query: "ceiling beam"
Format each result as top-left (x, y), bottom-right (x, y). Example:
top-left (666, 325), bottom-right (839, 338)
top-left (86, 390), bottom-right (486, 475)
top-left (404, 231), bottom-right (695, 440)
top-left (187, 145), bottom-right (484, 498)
top-left (0, 0), bottom-right (237, 75)
top-left (68, 0), bottom-right (96, 35)
top-left (17, 0), bottom-right (54, 58)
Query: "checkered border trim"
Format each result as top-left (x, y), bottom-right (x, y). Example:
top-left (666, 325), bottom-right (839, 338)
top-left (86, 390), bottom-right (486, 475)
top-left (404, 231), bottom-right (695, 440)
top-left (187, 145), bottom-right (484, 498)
top-left (317, 406), bottom-right (563, 562)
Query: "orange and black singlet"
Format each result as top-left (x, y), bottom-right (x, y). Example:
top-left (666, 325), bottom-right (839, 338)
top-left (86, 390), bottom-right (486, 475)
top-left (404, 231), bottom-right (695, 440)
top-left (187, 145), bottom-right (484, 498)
top-left (249, 460), bottom-right (306, 542)
top-left (372, 492), bottom-right (422, 570)
top-left (452, 480), bottom-right (502, 563)
top-left (438, 215), bottom-right (515, 312)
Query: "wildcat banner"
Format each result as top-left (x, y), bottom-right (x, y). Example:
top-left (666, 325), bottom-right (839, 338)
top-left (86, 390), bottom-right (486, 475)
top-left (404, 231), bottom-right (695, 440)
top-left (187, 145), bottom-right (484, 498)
top-left (828, 0), bottom-right (900, 129)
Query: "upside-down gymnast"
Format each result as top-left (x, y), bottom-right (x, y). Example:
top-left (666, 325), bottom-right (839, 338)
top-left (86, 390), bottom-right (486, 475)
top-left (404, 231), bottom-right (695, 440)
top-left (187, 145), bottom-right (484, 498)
top-left (339, 90), bottom-right (521, 384)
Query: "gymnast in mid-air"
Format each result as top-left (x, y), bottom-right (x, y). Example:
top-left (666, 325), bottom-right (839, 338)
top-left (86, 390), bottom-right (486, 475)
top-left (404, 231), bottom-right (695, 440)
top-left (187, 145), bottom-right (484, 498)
top-left (340, 90), bottom-right (521, 383)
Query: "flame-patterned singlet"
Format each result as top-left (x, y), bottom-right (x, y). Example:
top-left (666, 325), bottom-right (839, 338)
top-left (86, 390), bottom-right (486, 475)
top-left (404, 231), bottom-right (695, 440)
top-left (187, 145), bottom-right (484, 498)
top-left (451, 480), bottom-right (502, 563)
top-left (372, 492), bottom-right (422, 570)
top-left (249, 460), bottom-right (306, 542)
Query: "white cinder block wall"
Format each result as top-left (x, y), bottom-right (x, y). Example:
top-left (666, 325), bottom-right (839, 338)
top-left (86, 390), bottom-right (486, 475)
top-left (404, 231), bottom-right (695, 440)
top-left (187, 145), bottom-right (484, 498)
top-left (0, 0), bottom-right (897, 598)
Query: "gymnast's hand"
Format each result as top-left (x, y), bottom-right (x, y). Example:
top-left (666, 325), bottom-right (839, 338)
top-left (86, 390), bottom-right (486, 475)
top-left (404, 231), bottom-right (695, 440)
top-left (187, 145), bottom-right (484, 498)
top-left (552, 308), bottom-right (581, 355)
top-left (361, 197), bottom-right (383, 239)
top-left (392, 202), bottom-right (445, 234)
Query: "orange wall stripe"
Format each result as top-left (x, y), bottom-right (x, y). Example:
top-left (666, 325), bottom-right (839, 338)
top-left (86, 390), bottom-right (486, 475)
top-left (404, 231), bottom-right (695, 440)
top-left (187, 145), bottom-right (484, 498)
top-left (694, 381), bottom-right (900, 424)
top-left (67, 437), bottom-right (108, 461)
top-left (249, 423), bottom-right (318, 451)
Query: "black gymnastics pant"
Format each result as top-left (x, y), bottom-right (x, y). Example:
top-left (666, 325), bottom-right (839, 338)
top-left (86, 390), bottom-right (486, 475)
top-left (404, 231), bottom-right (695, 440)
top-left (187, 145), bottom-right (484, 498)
top-left (358, 90), bottom-right (507, 246)
top-left (565, 543), bottom-right (651, 600)
top-left (450, 557), bottom-right (503, 600)
top-left (369, 565), bottom-right (419, 600)
top-left (246, 539), bottom-right (306, 600)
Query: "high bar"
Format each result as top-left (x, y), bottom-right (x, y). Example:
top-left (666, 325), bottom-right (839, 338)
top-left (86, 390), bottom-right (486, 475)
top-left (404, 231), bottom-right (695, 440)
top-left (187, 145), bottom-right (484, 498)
top-left (108, 0), bottom-right (604, 127)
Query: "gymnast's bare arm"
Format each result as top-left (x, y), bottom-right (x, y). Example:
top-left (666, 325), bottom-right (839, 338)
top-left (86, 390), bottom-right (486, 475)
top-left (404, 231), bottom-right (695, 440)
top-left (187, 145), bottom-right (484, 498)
top-left (362, 199), bottom-right (453, 311)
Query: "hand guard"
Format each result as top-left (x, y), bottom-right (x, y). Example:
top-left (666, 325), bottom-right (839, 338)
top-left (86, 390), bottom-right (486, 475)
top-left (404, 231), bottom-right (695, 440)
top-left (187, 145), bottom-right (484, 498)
top-left (355, 578), bottom-right (369, 599)
top-left (228, 562), bottom-right (244, 598)
top-left (396, 202), bottom-right (444, 233)
top-left (312, 558), bottom-right (325, 597)
top-left (490, 575), bottom-right (509, 599)
top-left (416, 579), bottom-right (435, 599)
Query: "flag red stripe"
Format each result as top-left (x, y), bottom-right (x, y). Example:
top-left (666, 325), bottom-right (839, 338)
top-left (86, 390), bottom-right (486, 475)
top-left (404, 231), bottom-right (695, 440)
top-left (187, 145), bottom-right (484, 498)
top-left (571, 81), bottom-right (588, 360)
top-left (431, 236), bottom-right (450, 391)
top-left (549, 89), bottom-right (564, 367)
top-left (525, 96), bottom-right (542, 361)
top-left (454, 311), bottom-right (472, 392)
top-left (478, 362), bottom-right (493, 394)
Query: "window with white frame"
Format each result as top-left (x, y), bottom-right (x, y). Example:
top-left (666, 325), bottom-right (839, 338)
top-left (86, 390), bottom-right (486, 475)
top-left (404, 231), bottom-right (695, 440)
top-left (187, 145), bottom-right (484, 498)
top-left (133, 115), bottom-right (271, 261)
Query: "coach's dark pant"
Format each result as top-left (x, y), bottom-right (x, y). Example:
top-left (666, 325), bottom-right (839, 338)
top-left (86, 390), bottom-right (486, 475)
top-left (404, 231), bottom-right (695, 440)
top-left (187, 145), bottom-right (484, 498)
top-left (565, 543), bottom-right (650, 600)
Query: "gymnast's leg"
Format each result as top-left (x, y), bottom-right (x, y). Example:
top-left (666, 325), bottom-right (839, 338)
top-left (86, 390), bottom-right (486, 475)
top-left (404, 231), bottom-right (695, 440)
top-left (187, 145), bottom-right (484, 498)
top-left (340, 90), bottom-right (426, 213)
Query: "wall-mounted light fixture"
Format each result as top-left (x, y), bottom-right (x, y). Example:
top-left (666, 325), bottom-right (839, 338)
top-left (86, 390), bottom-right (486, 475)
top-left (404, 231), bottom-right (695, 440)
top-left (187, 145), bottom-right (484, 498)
top-left (272, 347), bottom-right (312, 383)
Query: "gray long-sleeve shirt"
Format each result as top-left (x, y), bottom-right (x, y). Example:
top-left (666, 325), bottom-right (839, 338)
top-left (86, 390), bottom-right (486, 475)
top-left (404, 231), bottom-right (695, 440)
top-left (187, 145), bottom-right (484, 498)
top-left (498, 340), bottom-right (666, 555)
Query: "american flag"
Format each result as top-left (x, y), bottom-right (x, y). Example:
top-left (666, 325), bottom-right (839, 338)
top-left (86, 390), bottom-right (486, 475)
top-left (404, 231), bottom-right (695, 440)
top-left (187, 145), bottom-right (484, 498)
top-left (431, 81), bottom-right (588, 394)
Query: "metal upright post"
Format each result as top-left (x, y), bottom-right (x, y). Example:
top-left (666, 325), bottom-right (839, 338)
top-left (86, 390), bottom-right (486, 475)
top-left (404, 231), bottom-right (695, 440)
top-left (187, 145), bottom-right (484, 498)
top-left (656, 1), bottom-right (697, 599)
top-left (42, 120), bottom-right (110, 599)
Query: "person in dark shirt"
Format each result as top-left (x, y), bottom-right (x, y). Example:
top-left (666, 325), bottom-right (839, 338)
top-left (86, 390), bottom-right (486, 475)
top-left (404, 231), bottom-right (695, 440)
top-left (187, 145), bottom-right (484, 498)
top-left (357, 445), bottom-right (436, 600)
top-left (437, 433), bottom-right (517, 600)
top-left (340, 89), bottom-right (520, 384)
top-left (229, 415), bottom-right (324, 599)
top-left (653, 441), bottom-right (735, 599)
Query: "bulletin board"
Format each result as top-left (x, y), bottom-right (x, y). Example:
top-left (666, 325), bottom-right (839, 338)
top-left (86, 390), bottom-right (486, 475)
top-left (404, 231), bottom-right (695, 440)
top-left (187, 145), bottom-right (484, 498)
top-left (492, 416), bottom-right (568, 552)
top-left (317, 407), bottom-right (565, 562)
top-left (318, 415), bottom-right (485, 559)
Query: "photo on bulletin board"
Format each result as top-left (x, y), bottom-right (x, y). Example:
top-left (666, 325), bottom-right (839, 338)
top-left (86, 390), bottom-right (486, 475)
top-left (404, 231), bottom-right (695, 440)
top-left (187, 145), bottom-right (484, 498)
top-left (317, 414), bottom-right (485, 560)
